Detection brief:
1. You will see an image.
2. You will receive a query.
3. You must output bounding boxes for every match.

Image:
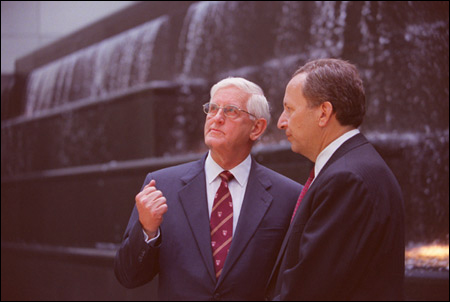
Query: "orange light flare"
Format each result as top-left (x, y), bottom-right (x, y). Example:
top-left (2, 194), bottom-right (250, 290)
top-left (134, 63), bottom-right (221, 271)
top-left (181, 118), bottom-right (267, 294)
top-left (405, 243), bottom-right (449, 270)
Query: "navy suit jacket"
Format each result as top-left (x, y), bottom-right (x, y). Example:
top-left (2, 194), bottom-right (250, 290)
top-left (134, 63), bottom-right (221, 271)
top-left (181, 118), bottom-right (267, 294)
top-left (267, 134), bottom-right (405, 301)
top-left (115, 154), bottom-right (302, 300)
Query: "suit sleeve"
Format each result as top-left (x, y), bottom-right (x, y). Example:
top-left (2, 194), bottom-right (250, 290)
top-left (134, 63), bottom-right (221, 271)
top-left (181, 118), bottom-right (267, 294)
top-left (279, 171), bottom-right (383, 300)
top-left (114, 174), bottom-right (160, 288)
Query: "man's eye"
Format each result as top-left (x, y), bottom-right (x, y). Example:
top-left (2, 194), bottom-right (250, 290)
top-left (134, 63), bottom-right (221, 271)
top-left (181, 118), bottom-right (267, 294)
top-left (226, 108), bottom-right (235, 113)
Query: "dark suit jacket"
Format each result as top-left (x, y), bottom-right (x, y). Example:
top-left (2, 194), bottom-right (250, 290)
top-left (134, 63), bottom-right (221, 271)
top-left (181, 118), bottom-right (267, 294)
top-left (267, 134), bottom-right (405, 301)
top-left (115, 154), bottom-right (302, 300)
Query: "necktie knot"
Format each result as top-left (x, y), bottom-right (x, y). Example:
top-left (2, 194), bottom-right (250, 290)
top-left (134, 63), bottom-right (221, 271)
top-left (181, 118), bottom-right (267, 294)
top-left (220, 171), bottom-right (234, 183)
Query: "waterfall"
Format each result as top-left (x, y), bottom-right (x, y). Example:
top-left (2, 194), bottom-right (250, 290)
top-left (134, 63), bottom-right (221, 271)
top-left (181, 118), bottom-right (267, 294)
top-left (25, 16), bottom-right (168, 116)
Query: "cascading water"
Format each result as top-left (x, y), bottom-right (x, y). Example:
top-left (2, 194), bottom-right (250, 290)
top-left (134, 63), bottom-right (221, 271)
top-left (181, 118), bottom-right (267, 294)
top-left (24, 16), bottom-right (168, 116)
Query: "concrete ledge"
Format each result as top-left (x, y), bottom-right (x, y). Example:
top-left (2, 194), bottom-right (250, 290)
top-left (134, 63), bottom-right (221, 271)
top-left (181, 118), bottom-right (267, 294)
top-left (1, 242), bottom-right (158, 301)
top-left (404, 268), bottom-right (449, 301)
top-left (1, 152), bottom-right (203, 184)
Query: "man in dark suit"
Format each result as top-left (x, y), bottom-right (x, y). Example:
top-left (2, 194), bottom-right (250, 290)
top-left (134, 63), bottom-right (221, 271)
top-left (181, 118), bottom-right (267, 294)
top-left (267, 58), bottom-right (405, 300)
top-left (115, 77), bottom-right (301, 300)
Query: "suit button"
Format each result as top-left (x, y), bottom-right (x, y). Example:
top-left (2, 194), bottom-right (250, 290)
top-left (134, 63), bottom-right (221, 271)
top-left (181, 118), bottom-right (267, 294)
top-left (138, 250), bottom-right (145, 262)
top-left (213, 293), bottom-right (221, 300)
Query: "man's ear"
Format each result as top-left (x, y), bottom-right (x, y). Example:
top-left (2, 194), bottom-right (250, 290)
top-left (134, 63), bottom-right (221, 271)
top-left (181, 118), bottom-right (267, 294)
top-left (250, 118), bottom-right (268, 141)
top-left (318, 101), bottom-right (334, 127)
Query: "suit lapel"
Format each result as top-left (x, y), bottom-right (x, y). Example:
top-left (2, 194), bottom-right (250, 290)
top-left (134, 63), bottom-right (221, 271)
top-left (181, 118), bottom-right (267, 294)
top-left (218, 159), bottom-right (273, 285)
top-left (178, 155), bottom-right (216, 283)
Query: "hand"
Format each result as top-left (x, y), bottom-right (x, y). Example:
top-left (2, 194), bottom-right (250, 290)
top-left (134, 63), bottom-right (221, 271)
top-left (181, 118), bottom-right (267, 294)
top-left (135, 180), bottom-right (168, 238)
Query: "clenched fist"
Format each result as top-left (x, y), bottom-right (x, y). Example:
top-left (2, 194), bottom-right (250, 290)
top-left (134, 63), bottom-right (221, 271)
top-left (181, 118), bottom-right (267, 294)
top-left (135, 179), bottom-right (168, 238)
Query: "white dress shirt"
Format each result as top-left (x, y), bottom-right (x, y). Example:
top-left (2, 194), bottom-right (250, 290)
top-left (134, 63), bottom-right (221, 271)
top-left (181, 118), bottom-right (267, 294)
top-left (144, 151), bottom-right (251, 244)
top-left (312, 129), bottom-right (360, 185)
top-left (205, 151), bottom-right (251, 235)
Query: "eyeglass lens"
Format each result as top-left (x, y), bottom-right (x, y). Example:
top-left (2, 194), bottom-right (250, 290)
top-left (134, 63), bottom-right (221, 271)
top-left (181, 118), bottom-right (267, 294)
top-left (204, 103), bottom-right (239, 118)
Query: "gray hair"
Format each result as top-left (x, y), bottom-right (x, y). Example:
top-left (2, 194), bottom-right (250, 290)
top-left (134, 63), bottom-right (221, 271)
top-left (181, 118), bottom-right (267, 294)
top-left (210, 77), bottom-right (271, 124)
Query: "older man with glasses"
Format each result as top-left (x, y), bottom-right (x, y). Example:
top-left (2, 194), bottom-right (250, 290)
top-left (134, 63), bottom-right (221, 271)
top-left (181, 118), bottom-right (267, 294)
top-left (115, 77), bottom-right (302, 300)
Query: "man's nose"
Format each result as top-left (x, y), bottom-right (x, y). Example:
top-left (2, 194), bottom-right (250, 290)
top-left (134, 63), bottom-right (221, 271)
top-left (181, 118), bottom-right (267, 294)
top-left (277, 111), bottom-right (288, 130)
top-left (211, 108), bottom-right (226, 123)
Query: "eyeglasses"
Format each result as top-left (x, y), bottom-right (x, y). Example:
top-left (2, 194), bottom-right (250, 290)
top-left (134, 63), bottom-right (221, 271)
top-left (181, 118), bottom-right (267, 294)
top-left (203, 102), bottom-right (256, 119)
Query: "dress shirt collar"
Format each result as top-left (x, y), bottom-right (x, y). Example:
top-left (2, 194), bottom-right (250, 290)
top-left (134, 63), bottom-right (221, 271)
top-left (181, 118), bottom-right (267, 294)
top-left (314, 129), bottom-right (360, 179)
top-left (205, 151), bottom-right (252, 187)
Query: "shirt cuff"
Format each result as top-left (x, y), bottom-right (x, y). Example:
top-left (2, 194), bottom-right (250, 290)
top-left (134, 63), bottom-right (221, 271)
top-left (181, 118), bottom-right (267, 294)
top-left (142, 228), bottom-right (160, 246)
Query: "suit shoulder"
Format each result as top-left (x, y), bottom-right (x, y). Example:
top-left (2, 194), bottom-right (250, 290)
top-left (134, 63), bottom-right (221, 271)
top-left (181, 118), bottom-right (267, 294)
top-left (144, 157), bottom-right (202, 182)
top-left (339, 144), bottom-right (399, 187)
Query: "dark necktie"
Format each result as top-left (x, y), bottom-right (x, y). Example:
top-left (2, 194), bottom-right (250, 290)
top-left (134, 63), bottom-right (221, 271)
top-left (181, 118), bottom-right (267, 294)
top-left (210, 171), bottom-right (234, 279)
top-left (291, 168), bottom-right (315, 223)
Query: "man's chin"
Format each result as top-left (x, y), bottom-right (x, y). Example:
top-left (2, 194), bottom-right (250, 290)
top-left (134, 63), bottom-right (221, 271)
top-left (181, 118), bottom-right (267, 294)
top-left (290, 143), bottom-right (301, 155)
top-left (205, 136), bottom-right (225, 149)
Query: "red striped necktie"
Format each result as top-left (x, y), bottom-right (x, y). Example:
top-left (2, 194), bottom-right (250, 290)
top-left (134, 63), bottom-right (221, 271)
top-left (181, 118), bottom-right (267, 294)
top-left (210, 171), bottom-right (234, 280)
top-left (291, 168), bottom-right (315, 223)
